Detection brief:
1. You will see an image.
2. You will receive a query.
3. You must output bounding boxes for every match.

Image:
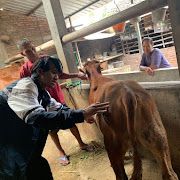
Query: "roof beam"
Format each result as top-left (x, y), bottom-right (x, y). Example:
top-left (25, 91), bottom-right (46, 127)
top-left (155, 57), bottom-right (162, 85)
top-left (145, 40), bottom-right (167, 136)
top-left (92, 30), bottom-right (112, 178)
top-left (62, 0), bottom-right (168, 44)
top-left (65, 0), bottom-right (100, 19)
top-left (0, 0), bottom-right (8, 7)
top-left (26, 2), bottom-right (43, 16)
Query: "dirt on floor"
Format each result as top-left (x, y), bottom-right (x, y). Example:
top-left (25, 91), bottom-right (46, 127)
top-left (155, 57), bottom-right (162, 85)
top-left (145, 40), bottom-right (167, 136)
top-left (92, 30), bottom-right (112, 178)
top-left (42, 129), bottom-right (163, 180)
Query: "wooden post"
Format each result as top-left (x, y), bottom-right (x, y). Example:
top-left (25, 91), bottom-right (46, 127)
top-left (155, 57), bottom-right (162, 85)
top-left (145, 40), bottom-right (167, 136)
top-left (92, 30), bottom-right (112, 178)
top-left (167, 0), bottom-right (180, 75)
top-left (42, 0), bottom-right (78, 74)
top-left (68, 16), bottom-right (82, 67)
top-left (121, 40), bottom-right (126, 56)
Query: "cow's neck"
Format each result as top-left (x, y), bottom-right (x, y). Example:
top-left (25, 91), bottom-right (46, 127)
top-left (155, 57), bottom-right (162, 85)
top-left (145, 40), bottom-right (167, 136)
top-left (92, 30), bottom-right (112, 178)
top-left (90, 71), bottom-right (102, 80)
top-left (89, 72), bottom-right (103, 86)
top-left (89, 73), bottom-right (111, 103)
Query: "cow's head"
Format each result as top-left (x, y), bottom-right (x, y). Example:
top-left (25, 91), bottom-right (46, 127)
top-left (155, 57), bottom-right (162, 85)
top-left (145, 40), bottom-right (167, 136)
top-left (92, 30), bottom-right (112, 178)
top-left (79, 60), bottom-right (103, 82)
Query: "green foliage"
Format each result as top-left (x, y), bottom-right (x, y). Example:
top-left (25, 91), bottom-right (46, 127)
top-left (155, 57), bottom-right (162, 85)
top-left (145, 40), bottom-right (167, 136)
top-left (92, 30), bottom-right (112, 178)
top-left (102, 6), bottom-right (108, 19)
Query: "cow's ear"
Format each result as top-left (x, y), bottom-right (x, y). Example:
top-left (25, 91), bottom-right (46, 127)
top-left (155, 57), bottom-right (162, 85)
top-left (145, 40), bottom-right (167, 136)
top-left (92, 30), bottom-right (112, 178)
top-left (97, 65), bottom-right (102, 74)
top-left (78, 67), bottom-right (85, 74)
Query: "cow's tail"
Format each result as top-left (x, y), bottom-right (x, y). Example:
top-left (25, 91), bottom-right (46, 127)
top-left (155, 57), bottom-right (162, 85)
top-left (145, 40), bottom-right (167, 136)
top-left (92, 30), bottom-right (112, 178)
top-left (122, 88), bottom-right (138, 149)
top-left (122, 89), bottom-right (142, 178)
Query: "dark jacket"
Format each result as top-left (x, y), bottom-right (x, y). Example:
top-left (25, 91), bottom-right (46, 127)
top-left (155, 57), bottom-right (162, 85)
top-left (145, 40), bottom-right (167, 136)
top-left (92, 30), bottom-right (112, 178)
top-left (0, 77), bottom-right (84, 179)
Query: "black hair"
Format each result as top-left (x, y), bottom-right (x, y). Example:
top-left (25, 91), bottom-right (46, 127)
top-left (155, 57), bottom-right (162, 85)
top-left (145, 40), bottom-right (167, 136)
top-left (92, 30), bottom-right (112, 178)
top-left (31, 56), bottom-right (63, 78)
top-left (142, 37), bottom-right (153, 45)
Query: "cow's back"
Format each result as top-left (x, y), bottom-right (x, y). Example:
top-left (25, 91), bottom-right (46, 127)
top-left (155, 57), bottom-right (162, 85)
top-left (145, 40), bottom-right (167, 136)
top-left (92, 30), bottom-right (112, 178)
top-left (94, 79), bottom-right (157, 134)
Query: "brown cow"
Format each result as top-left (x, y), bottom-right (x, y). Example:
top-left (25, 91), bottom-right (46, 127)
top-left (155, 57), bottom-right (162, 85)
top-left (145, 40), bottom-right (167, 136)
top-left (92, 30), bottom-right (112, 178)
top-left (81, 60), bottom-right (178, 180)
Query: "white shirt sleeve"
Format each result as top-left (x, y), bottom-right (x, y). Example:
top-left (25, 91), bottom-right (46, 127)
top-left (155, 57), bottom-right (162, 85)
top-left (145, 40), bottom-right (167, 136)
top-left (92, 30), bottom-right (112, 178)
top-left (7, 78), bottom-right (45, 122)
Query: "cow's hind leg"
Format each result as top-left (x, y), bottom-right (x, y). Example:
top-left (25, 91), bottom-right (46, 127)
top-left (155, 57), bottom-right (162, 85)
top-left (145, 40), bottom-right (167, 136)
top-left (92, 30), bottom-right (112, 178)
top-left (104, 134), bottom-right (128, 180)
top-left (139, 117), bottom-right (178, 180)
top-left (130, 143), bottom-right (142, 180)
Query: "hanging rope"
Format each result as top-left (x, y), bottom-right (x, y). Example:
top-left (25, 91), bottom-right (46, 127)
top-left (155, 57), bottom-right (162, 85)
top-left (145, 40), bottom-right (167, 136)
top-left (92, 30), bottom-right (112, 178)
top-left (65, 80), bottom-right (82, 109)
top-left (65, 80), bottom-right (82, 95)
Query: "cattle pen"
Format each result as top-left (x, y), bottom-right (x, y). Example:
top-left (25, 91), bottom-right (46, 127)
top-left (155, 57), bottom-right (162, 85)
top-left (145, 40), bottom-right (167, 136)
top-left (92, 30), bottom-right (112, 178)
top-left (46, 0), bottom-right (180, 178)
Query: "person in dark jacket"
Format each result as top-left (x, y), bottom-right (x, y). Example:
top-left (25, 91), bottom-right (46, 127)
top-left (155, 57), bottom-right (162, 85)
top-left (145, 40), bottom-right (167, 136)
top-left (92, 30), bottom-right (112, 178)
top-left (18, 38), bottom-right (95, 166)
top-left (0, 56), bottom-right (109, 180)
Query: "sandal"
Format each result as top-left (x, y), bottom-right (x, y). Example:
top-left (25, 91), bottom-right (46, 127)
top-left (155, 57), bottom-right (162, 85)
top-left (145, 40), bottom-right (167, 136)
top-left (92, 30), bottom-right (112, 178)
top-left (81, 144), bottom-right (95, 152)
top-left (59, 155), bottom-right (70, 166)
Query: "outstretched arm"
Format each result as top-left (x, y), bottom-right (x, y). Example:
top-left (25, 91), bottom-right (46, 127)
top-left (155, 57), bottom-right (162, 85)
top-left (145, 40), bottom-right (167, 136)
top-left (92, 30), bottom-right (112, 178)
top-left (30, 102), bottom-right (109, 130)
top-left (59, 72), bottom-right (87, 80)
top-left (7, 79), bottom-right (109, 130)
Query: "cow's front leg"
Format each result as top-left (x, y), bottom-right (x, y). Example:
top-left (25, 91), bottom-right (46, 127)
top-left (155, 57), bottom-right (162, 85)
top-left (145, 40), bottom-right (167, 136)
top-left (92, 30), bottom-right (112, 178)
top-left (104, 133), bottom-right (128, 180)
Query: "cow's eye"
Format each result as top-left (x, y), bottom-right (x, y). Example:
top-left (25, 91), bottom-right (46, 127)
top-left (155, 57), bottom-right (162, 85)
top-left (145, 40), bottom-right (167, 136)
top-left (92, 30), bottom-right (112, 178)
top-left (97, 65), bottom-right (102, 73)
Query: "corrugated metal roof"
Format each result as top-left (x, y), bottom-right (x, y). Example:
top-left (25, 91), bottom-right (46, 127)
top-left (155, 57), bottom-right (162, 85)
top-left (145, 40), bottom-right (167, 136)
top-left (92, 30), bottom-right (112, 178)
top-left (2, 0), bottom-right (112, 22)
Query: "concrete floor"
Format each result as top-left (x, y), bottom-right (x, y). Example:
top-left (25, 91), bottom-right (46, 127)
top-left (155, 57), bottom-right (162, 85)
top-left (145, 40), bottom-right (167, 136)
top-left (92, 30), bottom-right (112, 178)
top-left (43, 129), bottom-right (163, 180)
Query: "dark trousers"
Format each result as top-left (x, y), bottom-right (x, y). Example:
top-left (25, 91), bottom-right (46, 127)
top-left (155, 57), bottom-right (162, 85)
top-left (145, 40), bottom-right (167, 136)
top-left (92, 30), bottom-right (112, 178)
top-left (25, 156), bottom-right (53, 180)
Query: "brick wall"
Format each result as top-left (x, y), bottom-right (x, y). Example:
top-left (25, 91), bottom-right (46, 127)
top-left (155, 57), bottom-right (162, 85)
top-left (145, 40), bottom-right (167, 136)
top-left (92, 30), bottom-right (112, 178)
top-left (122, 53), bottom-right (141, 71)
top-left (122, 46), bottom-right (178, 71)
top-left (0, 10), bottom-right (56, 65)
top-left (160, 46), bottom-right (178, 67)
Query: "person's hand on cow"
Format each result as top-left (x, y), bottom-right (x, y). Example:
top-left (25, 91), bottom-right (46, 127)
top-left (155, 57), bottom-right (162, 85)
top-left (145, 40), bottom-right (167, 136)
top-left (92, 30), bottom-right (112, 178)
top-left (77, 73), bottom-right (87, 80)
top-left (85, 117), bottom-right (96, 124)
top-left (83, 102), bottom-right (109, 120)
